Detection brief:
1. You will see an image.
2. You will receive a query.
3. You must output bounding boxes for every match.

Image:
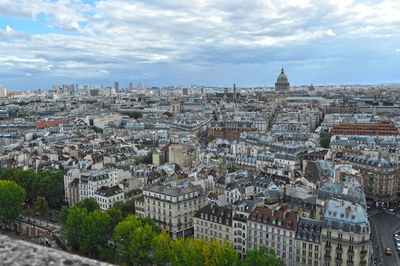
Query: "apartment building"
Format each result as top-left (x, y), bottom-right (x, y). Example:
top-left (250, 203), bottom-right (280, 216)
top-left (94, 185), bottom-right (124, 211)
top-left (139, 184), bottom-right (206, 239)
top-left (321, 199), bottom-right (371, 266)
top-left (248, 205), bottom-right (300, 266)
top-left (193, 202), bottom-right (233, 244)
top-left (295, 217), bottom-right (321, 266)
top-left (342, 154), bottom-right (399, 207)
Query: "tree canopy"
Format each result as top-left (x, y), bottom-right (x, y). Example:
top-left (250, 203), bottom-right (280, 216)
top-left (242, 246), bottom-right (285, 266)
top-left (0, 180), bottom-right (26, 224)
top-left (320, 136), bottom-right (331, 148)
top-left (74, 197), bottom-right (100, 213)
top-left (0, 168), bottom-right (65, 206)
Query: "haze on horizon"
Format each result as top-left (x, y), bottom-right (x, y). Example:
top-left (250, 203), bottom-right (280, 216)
top-left (0, 0), bottom-right (400, 91)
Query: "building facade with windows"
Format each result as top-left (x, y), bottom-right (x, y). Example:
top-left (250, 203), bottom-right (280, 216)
top-left (321, 199), bottom-right (371, 266)
top-left (193, 203), bottom-right (233, 244)
top-left (139, 184), bottom-right (206, 240)
top-left (247, 205), bottom-right (300, 266)
top-left (295, 217), bottom-right (321, 266)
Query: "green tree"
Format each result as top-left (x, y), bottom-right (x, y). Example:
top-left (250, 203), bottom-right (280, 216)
top-left (105, 207), bottom-right (122, 233)
top-left (74, 197), bottom-right (100, 213)
top-left (152, 230), bottom-right (172, 265)
top-left (79, 210), bottom-right (111, 259)
top-left (113, 215), bottom-right (158, 265)
top-left (0, 169), bottom-right (65, 206)
top-left (113, 200), bottom-right (136, 218)
top-left (122, 111), bottom-right (143, 119)
top-left (33, 196), bottom-right (49, 217)
top-left (0, 180), bottom-right (26, 224)
top-left (320, 136), bottom-right (331, 148)
top-left (64, 207), bottom-right (87, 251)
top-left (242, 246), bottom-right (284, 266)
top-left (58, 205), bottom-right (69, 223)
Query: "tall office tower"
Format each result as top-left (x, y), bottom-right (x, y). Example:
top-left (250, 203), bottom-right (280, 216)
top-left (142, 82), bottom-right (146, 91)
top-left (182, 87), bottom-right (189, 96)
top-left (114, 82), bottom-right (119, 93)
top-left (137, 82), bottom-right (142, 91)
top-left (75, 84), bottom-right (79, 92)
top-left (128, 82), bottom-right (133, 92)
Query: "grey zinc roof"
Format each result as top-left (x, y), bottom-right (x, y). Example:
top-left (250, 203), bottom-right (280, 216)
top-left (323, 199), bottom-right (369, 234)
top-left (147, 184), bottom-right (204, 197)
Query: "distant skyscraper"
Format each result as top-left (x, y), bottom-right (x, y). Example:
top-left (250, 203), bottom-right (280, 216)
top-left (182, 87), bottom-right (189, 96)
top-left (137, 82), bottom-right (142, 91)
top-left (114, 82), bottom-right (119, 93)
top-left (233, 83), bottom-right (237, 102)
top-left (201, 87), bottom-right (205, 95)
top-left (275, 68), bottom-right (290, 92)
top-left (143, 82), bottom-right (146, 91)
top-left (129, 82), bottom-right (133, 92)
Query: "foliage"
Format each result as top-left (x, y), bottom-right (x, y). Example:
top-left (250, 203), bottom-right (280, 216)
top-left (113, 215), bottom-right (158, 265)
top-left (0, 168), bottom-right (65, 207)
top-left (134, 157), bottom-right (142, 165)
top-left (168, 237), bottom-right (239, 266)
top-left (0, 180), bottom-right (26, 224)
top-left (58, 205), bottom-right (69, 223)
top-left (64, 207), bottom-right (87, 251)
top-left (264, 197), bottom-right (278, 204)
top-left (320, 136), bottom-right (331, 148)
top-left (122, 111), bottom-right (143, 119)
top-left (113, 199), bottom-right (135, 218)
top-left (228, 167), bottom-right (237, 173)
top-left (33, 196), bottom-right (49, 217)
top-left (64, 207), bottom-right (111, 260)
top-left (152, 230), bottom-right (172, 265)
top-left (79, 210), bottom-right (111, 258)
top-left (163, 111), bottom-right (173, 117)
top-left (142, 150), bottom-right (156, 164)
top-left (17, 113), bottom-right (29, 118)
top-left (74, 197), bottom-right (100, 213)
top-left (242, 246), bottom-right (284, 266)
top-left (105, 207), bottom-right (122, 233)
top-left (90, 126), bottom-right (103, 134)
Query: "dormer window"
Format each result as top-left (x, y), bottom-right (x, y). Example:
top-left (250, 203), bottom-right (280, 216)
top-left (201, 213), bottom-right (204, 219)
top-left (272, 220), bottom-right (276, 225)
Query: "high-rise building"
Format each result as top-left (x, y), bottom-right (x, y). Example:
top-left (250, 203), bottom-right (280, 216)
top-left (137, 82), bottom-right (142, 91)
top-left (143, 82), bottom-right (146, 91)
top-left (182, 87), bottom-right (189, 96)
top-left (128, 82), bottom-right (133, 92)
top-left (114, 82), bottom-right (119, 93)
top-left (0, 85), bottom-right (7, 97)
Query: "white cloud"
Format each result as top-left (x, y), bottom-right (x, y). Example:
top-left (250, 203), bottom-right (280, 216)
top-left (326, 29), bottom-right (335, 36)
top-left (396, 49), bottom-right (400, 52)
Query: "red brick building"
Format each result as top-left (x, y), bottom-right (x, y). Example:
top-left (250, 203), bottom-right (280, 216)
top-left (331, 122), bottom-right (399, 136)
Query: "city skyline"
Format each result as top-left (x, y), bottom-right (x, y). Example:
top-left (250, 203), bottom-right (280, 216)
top-left (1, 0), bottom-right (400, 90)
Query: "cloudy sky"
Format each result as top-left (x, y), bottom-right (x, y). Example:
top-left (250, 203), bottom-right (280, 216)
top-left (0, 0), bottom-right (400, 91)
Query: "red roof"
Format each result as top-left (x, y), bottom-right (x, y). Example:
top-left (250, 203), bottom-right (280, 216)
top-left (161, 145), bottom-right (169, 151)
top-left (35, 119), bottom-right (69, 129)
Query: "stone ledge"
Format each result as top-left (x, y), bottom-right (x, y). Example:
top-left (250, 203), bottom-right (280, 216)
top-left (0, 234), bottom-right (113, 266)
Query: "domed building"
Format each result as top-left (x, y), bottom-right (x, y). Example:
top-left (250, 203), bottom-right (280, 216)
top-left (275, 67), bottom-right (290, 92)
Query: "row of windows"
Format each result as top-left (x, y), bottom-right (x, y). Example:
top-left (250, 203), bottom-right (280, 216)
top-left (248, 226), bottom-right (293, 238)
